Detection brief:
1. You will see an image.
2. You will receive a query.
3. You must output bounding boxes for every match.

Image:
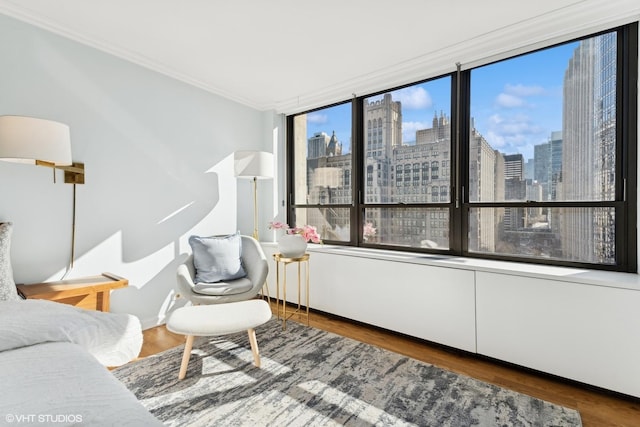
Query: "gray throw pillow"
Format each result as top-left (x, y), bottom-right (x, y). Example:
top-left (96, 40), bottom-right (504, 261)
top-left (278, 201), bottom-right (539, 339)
top-left (189, 233), bottom-right (247, 283)
top-left (0, 222), bottom-right (20, 301)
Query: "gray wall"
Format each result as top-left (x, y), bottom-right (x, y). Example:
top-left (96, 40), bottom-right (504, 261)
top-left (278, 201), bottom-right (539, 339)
top-left (0, 14), bottom-right (270, 327)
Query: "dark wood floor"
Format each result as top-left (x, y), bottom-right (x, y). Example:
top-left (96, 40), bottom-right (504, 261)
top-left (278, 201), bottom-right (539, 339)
top-left (141, 302), bottom-right (640, 427)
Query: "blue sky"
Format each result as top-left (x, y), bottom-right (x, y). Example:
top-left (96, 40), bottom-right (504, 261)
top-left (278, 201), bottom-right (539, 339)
top-left (305, 41), bottom-right (579, 161)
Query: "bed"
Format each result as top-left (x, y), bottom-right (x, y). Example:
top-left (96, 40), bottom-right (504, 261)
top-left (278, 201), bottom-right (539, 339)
top-left (0, 299), bottom-right (161, 426)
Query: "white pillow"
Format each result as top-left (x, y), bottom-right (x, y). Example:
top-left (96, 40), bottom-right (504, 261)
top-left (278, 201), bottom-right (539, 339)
top-left (0, 222), bottom-right (20, 301)
top-left (188, 233), bottom-right (247, 283)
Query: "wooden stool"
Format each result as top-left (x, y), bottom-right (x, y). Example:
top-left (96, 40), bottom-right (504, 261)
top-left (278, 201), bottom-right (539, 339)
top-left (166, 299), bottom-right (271, 380)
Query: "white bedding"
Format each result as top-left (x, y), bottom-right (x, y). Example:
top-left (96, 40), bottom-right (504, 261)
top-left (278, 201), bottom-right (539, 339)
top-left (0, 299), bottom-right (162, 426)
top-left (0, 341), bottom-right (162, 426)
top-left (0, 299), bottom-right (142, 366)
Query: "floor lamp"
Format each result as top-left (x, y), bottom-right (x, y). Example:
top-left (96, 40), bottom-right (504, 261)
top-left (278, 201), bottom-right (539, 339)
top-left (234, 151), bottom-right (274, 240)
top-left (0, 115), bottom-right (86, 276)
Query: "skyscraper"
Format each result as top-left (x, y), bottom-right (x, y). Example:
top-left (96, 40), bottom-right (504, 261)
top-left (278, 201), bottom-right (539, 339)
top-left (561, 32), bottom-right (617, 264)
top-left (503, 154), bottom-right (525, 231)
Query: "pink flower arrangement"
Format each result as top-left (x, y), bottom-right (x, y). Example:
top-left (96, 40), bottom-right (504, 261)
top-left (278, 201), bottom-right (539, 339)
top-left (363, 222), bottom-right (377, 241)
top-left (269, 221), bottom-right (322, 244)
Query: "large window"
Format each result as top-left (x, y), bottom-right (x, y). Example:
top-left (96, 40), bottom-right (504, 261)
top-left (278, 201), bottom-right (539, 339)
top-left (290, 102), bottom-right (353, 242)
top-left (287, 24), bottom-right (637, 272)
top-left (467, 31), bottom-right (623, 265)
top-left (361, 78), bottom-right (452, 249)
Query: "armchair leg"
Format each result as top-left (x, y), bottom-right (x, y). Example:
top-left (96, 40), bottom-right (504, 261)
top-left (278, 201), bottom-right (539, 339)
top-left (248, 328), bottom-right (261, 368)
top-left (178, 335), bottom-right (195, 380)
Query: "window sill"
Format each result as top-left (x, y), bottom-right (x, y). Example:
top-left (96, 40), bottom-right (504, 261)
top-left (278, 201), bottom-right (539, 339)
top-left (276, 243), bottom-right (640, 292)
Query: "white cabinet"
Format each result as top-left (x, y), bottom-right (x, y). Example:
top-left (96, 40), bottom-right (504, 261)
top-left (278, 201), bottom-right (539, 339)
top-left (264, 245), bottom-right (476, 353)
top-left (262, 244), bottom-right (640, 397)
top-left (476, 271), bottom-right (640, 397)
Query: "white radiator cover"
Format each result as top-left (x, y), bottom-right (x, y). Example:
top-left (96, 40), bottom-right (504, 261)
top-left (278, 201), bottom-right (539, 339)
top-left (476, 271), bottom-right (640, 398)
top-left (262, 244), bottom-right (640, 397)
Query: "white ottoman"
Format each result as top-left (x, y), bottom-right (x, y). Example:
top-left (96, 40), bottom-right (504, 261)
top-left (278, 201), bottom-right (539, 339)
top-left (166, 299), bottom-right (272, 380)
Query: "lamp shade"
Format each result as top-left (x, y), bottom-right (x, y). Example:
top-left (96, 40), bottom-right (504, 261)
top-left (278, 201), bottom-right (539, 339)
top-left (234, 150), bottom-right (274, 179)
top-left (0, 116), bottom-right (72, 166)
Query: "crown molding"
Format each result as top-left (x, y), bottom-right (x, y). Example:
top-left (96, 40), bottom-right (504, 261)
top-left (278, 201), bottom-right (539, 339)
top-left (0, 3), bottom-right (269, 111)
top-left (274, 0), bottom-right (640, 114)
top-left (1, 1), bottom-right (638, 114)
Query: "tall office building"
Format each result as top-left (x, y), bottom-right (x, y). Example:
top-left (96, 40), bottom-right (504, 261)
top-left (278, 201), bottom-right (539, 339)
top-left (525, 179), bottom-right (544, 222)
top-left (304, 94), bottom-right (403, 242)
top-left (363, 94), bottom-right (402, 243)
top-left (468, 127), bottom-right (502, 252)
top-left (549, 131), bottom-right (563, 200)
top-left (307, 131), bottom-right (331, 159)
top-left (305, 98), bottom-right (500, 250)
top-left (524, 158), bottom-right (535, 180)
top-left (534, 142), bottom-right (551, 198)
top-left (533, 132), bottom-right (563, 202)
top-left (561, 32), bottom-right (616, 264)
top-left (504, 154), bottom-right (524, 181)
top-left (390, 112), bottom-right (451, 247)
top-left (503, 154), bottom-right (525, 231)
top-left (308, 131), bottom-right (343, 159)
top-left (365, 93), bottom-right (401, 204)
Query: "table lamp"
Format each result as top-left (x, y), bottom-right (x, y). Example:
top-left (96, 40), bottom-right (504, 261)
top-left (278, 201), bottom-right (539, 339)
top-left (0, 115), bottom-right (85, 274)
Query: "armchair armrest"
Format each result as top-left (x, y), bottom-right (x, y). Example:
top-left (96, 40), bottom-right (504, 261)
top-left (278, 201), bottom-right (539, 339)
top-left (176, 254), bottom-right (196, 297)
top-left (241, 236), bottom-right (268, 293)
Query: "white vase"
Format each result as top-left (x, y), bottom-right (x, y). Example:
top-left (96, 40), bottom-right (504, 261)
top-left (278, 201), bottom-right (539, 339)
top-left (278, 234), bottom-right (308, 258)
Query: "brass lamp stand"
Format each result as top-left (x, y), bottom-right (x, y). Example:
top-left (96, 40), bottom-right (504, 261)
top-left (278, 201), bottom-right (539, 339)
top-left (234, 150), bottom-right (274, 241)
top-left (0, 116), bottom-right (86, 275)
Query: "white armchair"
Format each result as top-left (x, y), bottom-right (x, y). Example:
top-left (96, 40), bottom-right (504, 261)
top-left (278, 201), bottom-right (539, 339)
top-left (176, 235), bottom-right (268, 305)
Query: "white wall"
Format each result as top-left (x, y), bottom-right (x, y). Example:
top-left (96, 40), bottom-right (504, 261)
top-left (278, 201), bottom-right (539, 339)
top-left (0, 14), bottom-right (273, 328)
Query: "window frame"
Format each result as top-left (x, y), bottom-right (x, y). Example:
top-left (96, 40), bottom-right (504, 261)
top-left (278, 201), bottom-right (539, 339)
top-left (286, 23), bottom-right (638, 272)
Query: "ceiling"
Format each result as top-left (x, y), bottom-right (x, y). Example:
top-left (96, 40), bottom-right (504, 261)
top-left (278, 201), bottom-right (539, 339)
top-left (0, 0), bottom-right (638, 113)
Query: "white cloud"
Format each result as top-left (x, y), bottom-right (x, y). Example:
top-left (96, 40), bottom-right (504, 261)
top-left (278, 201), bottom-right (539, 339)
top-left (395, 87), bottom-right (432, 110)
top-left (402, 121), bottom-right (430, 143)
top-left (306, 113), bottom-right (328, 124)
top-left (505, 83), bottom-right (545, 97)
top-left (489, 114), bottom-right (504, 126)
top-left (485, 113), bottom-right (545, 156)
top-left (486, 131), bottom-right (507, 148)
top-left (495, 84), bottom-right (547, 109)
top-left (501, 120), bottom-right (538, 136)
top-left (495, 93), bottom-right (525, 108)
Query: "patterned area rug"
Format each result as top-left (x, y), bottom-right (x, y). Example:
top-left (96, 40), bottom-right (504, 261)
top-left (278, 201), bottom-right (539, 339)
top-left (113, 319), bottom-right (582, 426)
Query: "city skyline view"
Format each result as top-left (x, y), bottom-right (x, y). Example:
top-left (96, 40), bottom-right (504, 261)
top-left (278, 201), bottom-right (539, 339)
top-left (293, 29), bottom-right (621, 266)
top-left (306, 41), bottom-right (579, 161)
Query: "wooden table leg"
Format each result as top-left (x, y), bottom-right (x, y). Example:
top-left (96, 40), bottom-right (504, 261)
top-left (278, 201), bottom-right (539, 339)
top-left (98, 290), bottom-right (110, 312)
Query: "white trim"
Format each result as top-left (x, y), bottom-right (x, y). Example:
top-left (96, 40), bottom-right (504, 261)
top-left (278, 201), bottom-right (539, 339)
top-left (303, 244), bottom-right (640, 292)
top-left (0, 4), bottom-right (266, 110)
top-left (275, 4), bottom-right (640, 114)
top-left (1, 1), bottom-right (638, 113)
